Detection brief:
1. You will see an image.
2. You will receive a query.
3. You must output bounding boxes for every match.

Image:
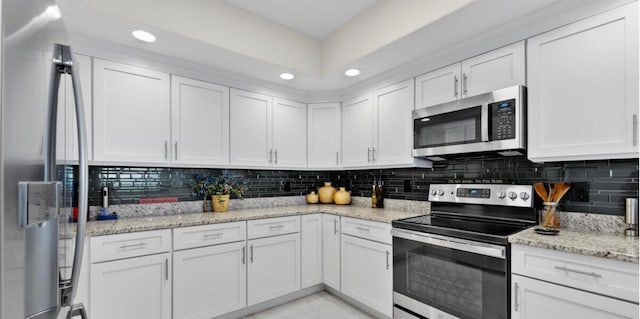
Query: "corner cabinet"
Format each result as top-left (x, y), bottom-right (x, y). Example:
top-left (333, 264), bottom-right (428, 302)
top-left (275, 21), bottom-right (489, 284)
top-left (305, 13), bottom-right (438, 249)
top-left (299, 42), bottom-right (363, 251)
top-left (301, 214), bottom-right (323, 288)
top-left (527, 2), bottom-right (639, 162)
top-left (170, 76), bottom-right (229, 166)
top-left (230, 89), bottom-right (307, 168)
top-left (308, 103), bottom-right (341, 168)
top-left (341, 93), bottom-right (373, 167)
top-left (415, 41), bottom-right (525, 108)
top-left (93, 59), bottom-right (171, 164)
top-left (323, 214), bottom-right (341, 290)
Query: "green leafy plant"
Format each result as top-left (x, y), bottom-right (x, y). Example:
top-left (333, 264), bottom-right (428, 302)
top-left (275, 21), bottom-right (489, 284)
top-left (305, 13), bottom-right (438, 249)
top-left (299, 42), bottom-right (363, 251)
top-left (191, 171), bottom-right (246, 199)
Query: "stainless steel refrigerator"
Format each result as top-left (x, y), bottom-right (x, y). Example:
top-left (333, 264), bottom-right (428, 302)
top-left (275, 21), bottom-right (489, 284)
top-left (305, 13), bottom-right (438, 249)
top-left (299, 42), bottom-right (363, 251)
top-left (1, 0), bottom-right (89, 318)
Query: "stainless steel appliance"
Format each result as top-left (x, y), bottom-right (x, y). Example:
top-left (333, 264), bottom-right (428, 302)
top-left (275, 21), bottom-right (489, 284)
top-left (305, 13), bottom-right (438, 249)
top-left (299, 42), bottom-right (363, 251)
top-left (412, 86), bottom-right (526, 160)
top-left (1, 1), bottom-right (89, 318)
top-left (392, 184), bottom-right (536, 319)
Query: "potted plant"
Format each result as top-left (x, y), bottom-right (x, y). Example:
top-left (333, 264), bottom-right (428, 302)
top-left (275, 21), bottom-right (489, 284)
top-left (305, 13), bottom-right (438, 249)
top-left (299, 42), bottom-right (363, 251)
top-left (191, 174), bottom-right (216, 212)
top-left (207, 171), bottom-right (246, 212)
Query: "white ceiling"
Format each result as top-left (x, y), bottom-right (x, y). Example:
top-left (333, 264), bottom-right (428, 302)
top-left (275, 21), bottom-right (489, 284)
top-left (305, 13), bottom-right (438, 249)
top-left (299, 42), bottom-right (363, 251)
top-left (223, 0), bottom-right (378, 39)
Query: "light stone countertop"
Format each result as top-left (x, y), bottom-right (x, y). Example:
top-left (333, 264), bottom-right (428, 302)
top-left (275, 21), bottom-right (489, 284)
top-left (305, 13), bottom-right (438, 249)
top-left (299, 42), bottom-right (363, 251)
top-left (85, 204), bottom-right (425, 237)
top-left (509, 227), bottom-right (639, 263)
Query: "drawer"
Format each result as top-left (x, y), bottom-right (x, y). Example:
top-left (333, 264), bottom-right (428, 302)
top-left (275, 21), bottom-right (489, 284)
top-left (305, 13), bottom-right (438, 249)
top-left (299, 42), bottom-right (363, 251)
top-left (173, 221), bottom-right (246, 250)
top-left (341, 217), bottom-right (391, 245)
top-left (247, 216), bottom-right (300, 239)
top-left (512, 244), bottom-right (639, 303)
top-left (90, 229), bottom-right (171, 263)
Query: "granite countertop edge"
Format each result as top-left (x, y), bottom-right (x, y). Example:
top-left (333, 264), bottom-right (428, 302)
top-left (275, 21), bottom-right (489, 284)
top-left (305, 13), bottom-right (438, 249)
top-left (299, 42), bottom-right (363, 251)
top-left (508, 227), bottom-right (639, 264)
top-left (85, 205), bottom-right (424, 237)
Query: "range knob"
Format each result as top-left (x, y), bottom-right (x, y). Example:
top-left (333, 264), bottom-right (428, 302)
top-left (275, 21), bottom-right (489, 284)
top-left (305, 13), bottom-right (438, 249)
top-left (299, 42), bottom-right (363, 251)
top-left (497, 191), bottom-right (506, 199)
top-left (520, 192), bottom-right (530, 200)
top-left (431, 190), bottom-right (437, 196)
top-left (508, 191), bottom-right (518, 200)
top-left (438, 189), bottom-right (445, 196)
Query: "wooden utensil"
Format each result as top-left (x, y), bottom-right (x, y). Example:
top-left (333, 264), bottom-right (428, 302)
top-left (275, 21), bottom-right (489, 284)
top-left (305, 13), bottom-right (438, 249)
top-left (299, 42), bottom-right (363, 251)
top-left (533, 183), bottom-right (548, 201)
top-left (552, 182), bottom-right (571, 202)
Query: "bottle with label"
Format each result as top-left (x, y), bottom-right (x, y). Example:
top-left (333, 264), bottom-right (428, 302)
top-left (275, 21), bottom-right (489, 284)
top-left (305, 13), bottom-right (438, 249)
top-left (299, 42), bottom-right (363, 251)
top-left (376, 178), bottom-right (384, 208)
top-left (371, 178), bottom-right (378, 208)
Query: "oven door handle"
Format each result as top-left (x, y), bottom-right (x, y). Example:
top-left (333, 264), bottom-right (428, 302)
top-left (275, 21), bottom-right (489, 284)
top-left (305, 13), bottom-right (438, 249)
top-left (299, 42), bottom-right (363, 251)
top-left (481, 103), bottom-right (489, 142)
top-left (391, 228), bottom-right (505, 259)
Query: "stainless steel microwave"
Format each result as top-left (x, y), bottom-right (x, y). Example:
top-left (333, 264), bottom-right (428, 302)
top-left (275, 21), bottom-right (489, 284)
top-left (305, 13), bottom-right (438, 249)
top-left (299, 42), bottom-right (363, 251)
top-left (412, 85), bottom-right (526, 159)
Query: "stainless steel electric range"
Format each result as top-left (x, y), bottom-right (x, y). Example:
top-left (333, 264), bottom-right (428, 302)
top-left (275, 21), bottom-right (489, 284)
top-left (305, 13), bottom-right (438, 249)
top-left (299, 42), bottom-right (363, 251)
top-left (391, 184), bottom-right (536, 319)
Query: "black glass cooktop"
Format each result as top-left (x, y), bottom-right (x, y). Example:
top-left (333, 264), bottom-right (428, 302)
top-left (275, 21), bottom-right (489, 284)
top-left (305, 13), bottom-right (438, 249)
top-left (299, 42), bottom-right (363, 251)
top-left (392, 214), bottom-right (533, 245)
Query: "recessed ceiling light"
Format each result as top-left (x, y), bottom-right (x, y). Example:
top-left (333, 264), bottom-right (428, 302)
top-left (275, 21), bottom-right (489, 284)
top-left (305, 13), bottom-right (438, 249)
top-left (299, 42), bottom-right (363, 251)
top-left (345, 68), bottom-right (361, 77)
top-left (132, 30), bottom-right (157, 43)
top-left (280, 73), bottom-right (295, 80)
top-left (45, 5), bottom-right (62, 20)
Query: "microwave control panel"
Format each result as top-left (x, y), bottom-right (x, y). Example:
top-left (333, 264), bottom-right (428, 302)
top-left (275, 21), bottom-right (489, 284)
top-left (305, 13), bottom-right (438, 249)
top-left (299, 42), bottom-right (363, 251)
top-left (490, 99), bottom-right (516, 140)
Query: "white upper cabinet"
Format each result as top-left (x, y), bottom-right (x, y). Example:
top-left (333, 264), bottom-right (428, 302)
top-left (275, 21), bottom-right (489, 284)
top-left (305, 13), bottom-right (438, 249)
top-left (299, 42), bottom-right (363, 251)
top-left (415, 41), bottom-right (525, 109)
top-left (272, 97), bottom-right (307, 168)
top-left (341, 93), bottom-right (374, 168)
top-left (171, 76), bottom-right (229, 166)
top-left (308, 103), bottom-right (341, 168)
top-left (373, 79), bottom-right (415, 166)
top-left (56, 54), bottom-right (92, 163)
top-left (527, 3), bottom-right (638, 162)
top-left (93, 59), bottom-right (170, 164)
top-left (230, 88), bottom-right (272, 167)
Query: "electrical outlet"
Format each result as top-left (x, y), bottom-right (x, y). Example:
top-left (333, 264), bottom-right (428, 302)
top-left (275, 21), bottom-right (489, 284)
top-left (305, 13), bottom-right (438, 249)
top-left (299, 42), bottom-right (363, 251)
top-left (568, 182), bottom-right (589, 202)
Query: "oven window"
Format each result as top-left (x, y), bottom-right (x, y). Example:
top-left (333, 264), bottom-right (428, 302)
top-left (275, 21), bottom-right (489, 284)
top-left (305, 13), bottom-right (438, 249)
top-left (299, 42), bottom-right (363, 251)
top-left (414, 106), bottom-right (482, 149)
top-left (394, 237), bottom-right (506, 319)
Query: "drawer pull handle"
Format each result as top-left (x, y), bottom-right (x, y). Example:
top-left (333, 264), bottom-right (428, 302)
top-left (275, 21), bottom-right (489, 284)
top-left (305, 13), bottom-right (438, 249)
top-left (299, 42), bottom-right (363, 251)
top-left (554, 266), bottom-right (602, 278)
top-left (269, 225), bottom-right (285, 230)
top-left (202, 232), bottom-right (223, 239)
top-left (386, 250), bottom-right (390, 270)
top-left (514, 282), bottom-right (520, 312)
top-left (250, 245), bottom-right (254, 263)
top-left (355, 226), bottom-right (370, 232)
top-left (242, 246), bottom-right (246, 265)
top-left (334, 219), bottom-right (338, 234)
top-left (119, 242), bottom-right (147, 250)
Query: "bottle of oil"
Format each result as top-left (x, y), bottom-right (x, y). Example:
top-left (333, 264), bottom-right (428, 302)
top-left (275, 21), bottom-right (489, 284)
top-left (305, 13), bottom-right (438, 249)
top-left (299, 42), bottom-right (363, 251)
top-left (371, 177), bottom-right (378, 208)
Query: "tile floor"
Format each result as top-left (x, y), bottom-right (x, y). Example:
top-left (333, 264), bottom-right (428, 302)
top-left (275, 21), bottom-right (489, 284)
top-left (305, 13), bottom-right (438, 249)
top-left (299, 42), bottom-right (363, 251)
top-left (243, 291), bottom-right (375, 319)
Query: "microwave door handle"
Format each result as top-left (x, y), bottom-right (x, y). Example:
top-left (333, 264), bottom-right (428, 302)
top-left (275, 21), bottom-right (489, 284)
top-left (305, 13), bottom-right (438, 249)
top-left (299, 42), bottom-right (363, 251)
top-left (481, 103), bottom-right (489, 142)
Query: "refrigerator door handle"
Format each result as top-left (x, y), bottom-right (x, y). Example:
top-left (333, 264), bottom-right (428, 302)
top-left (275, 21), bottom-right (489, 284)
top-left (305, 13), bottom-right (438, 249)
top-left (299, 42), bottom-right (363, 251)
top-left (48, 44), bottom-right (89, 310)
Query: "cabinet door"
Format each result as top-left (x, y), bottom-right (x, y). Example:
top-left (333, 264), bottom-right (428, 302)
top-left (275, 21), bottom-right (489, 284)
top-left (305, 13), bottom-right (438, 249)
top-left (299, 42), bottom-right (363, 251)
top-left (171, 76), bottom-right (229, 166)
top-left (173, 241), bottom-right (246, 319)
top-left (512, 274), bottom-right (638, 319)
top-left (323, 214), bottom-right (340, 290)
top-left (247, 233), bottom-right (301, 305)
top-left (415, 63), bottom-right (461, 108)
top-left (272, 97), bottom-right (307, 168)
top-left (230, 89), bottom-right (272, 167)
top-left (301, 214), bottom-right (323, 288)
top-left (56, 54), bottom-right (92, 163)
top-left (308, 103), bottom-right (341, 168)
top-left (341, 235), bottom-right (392, 317)
top-left (91, 253), bottom-right (171, 319)
top-left (527, 3), bottom-right (639, 162)
top-left (373, 79), bottom-right (415, 166)
top-left (341, 94), bottom-right (373, 168)
top-left (93, 59), bottom-right (170, 164)
top-left (461, 41), bottom-right (525, 97)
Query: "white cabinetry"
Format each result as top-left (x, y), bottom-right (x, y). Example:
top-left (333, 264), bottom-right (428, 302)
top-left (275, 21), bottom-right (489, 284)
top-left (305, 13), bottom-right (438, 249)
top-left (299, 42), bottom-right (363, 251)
top-left (170, 76), bottom-right (229, 166)
top-left (342, 79), bottom-right (429, 169)
top-left (301, 214), bottom-right (323, 288)
top-left (230, 89), bottom-right (306, 168)
top-left (93, 59), bottom-right (170, 164)
top-left (415, 41), bottom-right (525, 108)
top-left (323, 214), bottom-right (341, 290)
top-left (511, 244), bottom-right (639, 319)
top-left (308, 103), bottom-right (341, 168)
top-left (527, 3), bottom-right (638, 162)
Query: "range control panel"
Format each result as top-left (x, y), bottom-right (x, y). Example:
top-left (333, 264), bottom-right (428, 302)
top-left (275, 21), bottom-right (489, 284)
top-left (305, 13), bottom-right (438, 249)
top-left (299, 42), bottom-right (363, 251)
top-left (429, 184), bottom-right (532, 208)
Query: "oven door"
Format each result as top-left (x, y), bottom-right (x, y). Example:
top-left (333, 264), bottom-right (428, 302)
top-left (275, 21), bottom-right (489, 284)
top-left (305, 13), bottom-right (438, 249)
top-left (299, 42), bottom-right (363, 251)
top-left (392, 228), bottom-right (508, 319)
top-left (413, 103), bottom-right (488, 151)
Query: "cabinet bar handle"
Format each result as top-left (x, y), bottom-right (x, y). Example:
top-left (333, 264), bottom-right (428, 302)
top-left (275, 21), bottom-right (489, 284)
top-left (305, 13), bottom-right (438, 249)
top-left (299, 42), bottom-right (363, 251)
top-left (164, 258), bottom-right (168, 281)
top-left (336, 152), bottom-right (339, 166)
top-left (164, 140), bottom-right (168, 159)
top-left (355, 226), bottom-right (370, 232)
top-left (242, 246), bottom-right (246, 265)
top-left (119, 242), bottom-right (147, 250)
top-left (275, 149), bottom-right (278, 164)
top-left (174, 142), bottom-right (178, 160)
top-left (462, 73), bottom-right (468, 96)
top-left (514, 282), bottom-right (519, 311)
top-left (367, 147), bottom-right (371, 163)
top-left (554, 266), bottom-right (602, 278)
top-left (269, 225), bottom-right (285, 230)
top-left (372, 147), bottom-right (376, 162)
top-left (334, 219), bottom-right (338, 234)
top-left (250, 245), bottom-right (254, 263)
top-left (202, 232), bottom-right (223, 239)
top-left (269, 149), bottom-right (273, 164)
top-left (454, 75), bottom-right (458, 97)
top-left (633, 114), bottom-right (638, 146)
top-left (386, 250), bottom-right (390, 270)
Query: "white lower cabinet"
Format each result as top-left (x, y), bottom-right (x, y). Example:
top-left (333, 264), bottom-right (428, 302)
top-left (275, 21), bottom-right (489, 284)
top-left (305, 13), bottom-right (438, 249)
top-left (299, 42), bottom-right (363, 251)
top-left (323, 214), bottom-right (341, 290)
top-left (90, 252), bottom-right (172, 319)
top-left (512, 274), bottom-right (638, 319)
top-left (301, 214), bottom-right (323, 288)
top-left (341, 234), bottom-right (392, 317)
top-left (247, 232), bottom-right (301, 306)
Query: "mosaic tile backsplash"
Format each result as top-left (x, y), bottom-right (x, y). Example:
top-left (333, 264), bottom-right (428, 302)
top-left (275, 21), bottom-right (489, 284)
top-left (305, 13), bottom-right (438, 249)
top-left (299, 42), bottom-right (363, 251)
top-left (83, 156), bottom-right (638, 215)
